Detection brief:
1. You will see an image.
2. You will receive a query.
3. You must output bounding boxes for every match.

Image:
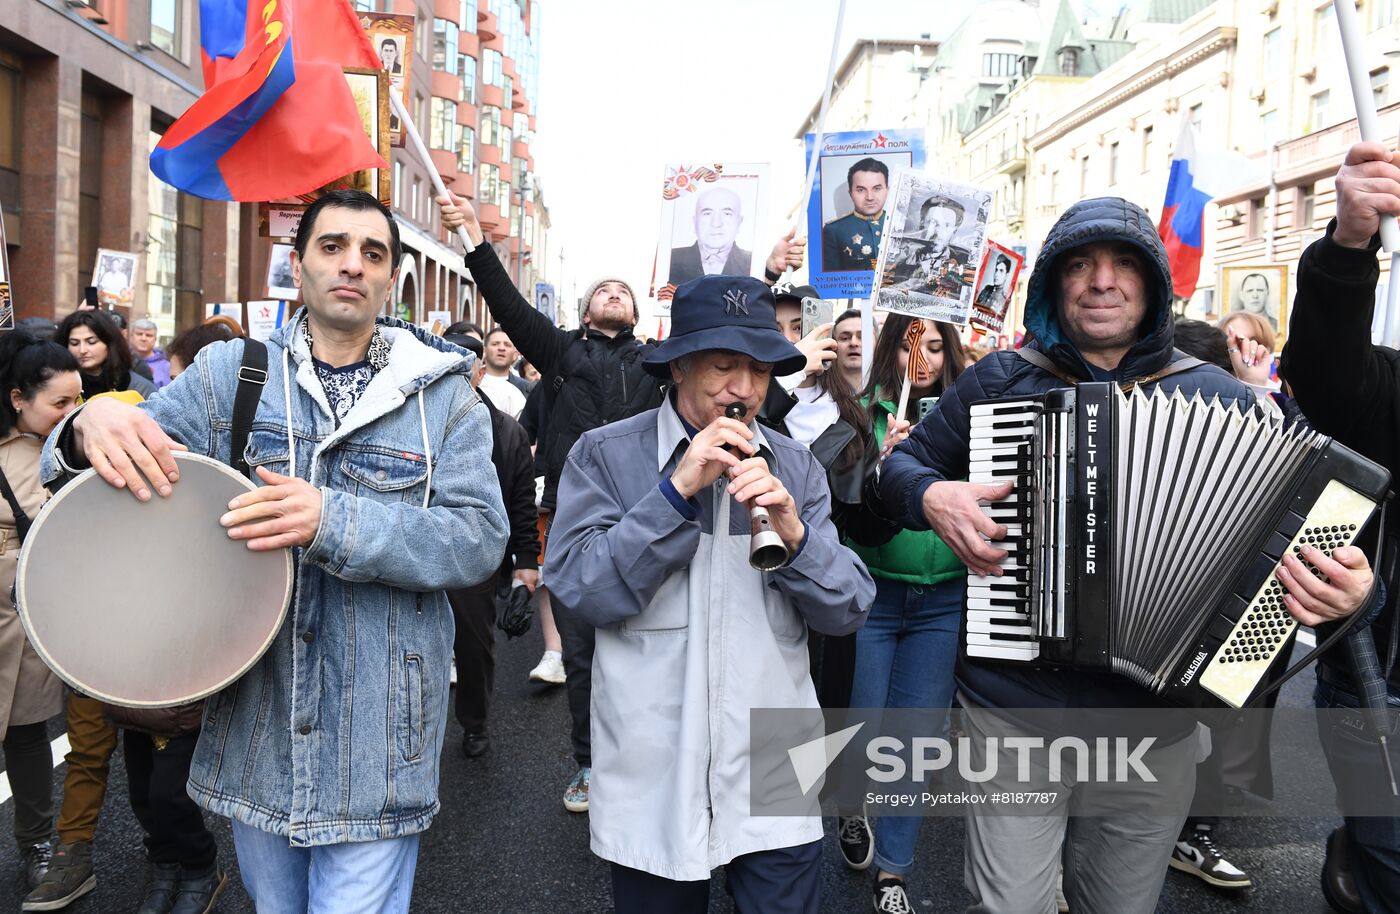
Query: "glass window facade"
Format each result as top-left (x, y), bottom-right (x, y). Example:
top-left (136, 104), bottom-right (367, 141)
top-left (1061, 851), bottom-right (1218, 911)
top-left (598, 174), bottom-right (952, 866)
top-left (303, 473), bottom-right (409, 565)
top-left (430, 97), bottom-right (456, 150)
top-left (433, 20), bottom-right (459, 74)
top-left (151, 0), bottom-right (180, 56)
top-left (458, 125), bottom-right (475, 173)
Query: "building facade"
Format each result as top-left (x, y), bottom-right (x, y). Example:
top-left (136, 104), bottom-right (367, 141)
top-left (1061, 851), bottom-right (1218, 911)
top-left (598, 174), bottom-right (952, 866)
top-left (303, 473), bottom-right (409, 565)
top-left (3, 0), bottom-right (550, 337)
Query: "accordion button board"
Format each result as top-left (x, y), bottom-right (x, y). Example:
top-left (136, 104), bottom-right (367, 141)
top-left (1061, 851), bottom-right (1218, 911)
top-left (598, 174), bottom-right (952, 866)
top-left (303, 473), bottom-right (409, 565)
top-left (1196, 479), bottom-right (1372, 707)
top-left (963, 382), bottom-right (1391, 713)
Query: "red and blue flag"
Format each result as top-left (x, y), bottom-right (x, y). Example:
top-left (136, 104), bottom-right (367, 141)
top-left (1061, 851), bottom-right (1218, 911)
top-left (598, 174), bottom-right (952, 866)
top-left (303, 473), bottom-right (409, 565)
top-left (151, 0), bottom-right (386, 202)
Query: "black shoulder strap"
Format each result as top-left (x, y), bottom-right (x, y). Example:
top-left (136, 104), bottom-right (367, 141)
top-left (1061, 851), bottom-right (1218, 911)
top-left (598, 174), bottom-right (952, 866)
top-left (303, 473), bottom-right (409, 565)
top-left (548, 329), bottom-right (587, 395)
top-left (231, 340), bottom-right (269, 476)
top-left (0, 466), bottom-right (32, 544)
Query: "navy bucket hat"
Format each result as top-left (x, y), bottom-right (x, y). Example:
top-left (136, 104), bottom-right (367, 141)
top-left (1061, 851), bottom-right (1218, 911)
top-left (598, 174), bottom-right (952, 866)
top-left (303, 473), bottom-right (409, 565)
top-left (642, 275), bottom-right (806, 379)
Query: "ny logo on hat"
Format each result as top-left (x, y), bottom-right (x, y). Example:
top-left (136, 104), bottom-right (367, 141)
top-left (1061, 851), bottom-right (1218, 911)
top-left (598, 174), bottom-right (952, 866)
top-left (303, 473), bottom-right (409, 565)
top-left (723, 288), bottom-right (749, 317)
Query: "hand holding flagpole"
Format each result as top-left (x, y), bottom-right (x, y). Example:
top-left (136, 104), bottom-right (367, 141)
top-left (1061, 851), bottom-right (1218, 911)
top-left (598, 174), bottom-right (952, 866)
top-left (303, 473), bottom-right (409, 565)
top-left (1336, 0), bottom-right (1400, 343)
top-left (389, 91), bottom-right (475, 254)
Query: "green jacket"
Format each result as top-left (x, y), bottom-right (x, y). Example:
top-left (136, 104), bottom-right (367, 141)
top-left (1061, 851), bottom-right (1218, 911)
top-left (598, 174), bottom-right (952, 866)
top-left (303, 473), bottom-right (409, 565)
top-left (846, 397), bottom-right (965, 585)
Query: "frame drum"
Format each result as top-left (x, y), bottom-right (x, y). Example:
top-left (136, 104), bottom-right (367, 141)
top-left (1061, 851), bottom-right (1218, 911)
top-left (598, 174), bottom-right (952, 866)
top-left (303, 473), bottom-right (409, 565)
top-left (16, 452), bottom-right (293, 708)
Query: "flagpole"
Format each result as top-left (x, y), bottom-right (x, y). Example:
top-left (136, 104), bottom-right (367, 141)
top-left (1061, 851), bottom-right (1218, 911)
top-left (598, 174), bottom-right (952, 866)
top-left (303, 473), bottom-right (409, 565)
top-left (794, 0), bottom-right (848, 245)
top-left (389, 91), bottom-right (476, 255)
top-left (1335, 0), bottom-right (1400, 345)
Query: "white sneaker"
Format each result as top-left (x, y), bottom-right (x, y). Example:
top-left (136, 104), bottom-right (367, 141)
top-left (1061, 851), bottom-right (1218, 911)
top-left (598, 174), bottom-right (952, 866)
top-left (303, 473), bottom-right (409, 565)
top-left (450, 659), bottom-right (457, 686)
top-left (529, 652), bottom-right (566, 684)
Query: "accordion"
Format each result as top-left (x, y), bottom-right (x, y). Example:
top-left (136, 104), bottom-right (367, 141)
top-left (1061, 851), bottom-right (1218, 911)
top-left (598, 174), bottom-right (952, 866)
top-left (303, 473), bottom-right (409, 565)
top-left (964, 382), bottom-right (1390, 711)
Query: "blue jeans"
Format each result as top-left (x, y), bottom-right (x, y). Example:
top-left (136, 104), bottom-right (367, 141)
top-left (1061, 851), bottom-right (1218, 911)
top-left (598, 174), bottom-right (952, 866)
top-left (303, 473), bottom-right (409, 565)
top-left (1315, 671), bottom-right (1400, 914)
top-left (231, 820), bottom-right (420, 914)
top-left (847, 577), bottom-right (963, 876)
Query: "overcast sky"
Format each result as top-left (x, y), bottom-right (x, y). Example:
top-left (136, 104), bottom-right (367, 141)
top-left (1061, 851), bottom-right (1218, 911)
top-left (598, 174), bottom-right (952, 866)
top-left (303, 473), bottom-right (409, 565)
top-left (530, 0), bottom-right (961, 328)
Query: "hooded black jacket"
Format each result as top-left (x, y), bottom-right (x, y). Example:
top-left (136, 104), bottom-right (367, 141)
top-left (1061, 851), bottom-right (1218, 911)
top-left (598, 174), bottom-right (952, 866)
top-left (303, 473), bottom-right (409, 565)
top-left (880, 197), bottom-right (1255, 714)
top-left (465, 245), bottom-right (666, 513)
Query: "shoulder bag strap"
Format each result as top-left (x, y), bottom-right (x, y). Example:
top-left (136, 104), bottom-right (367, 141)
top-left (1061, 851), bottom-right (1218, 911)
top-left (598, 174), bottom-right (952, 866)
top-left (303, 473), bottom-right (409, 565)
top-left (1015, 346), bottom-right (1080, 386)
top-left (0, 466), bottom-right (32, 544)
top-left (230, 339), bottom-right (269, 477)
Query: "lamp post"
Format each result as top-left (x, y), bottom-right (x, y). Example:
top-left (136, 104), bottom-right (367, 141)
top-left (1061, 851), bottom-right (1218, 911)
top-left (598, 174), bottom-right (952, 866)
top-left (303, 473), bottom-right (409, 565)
top-left (515, 172), bottom-right (534, 291)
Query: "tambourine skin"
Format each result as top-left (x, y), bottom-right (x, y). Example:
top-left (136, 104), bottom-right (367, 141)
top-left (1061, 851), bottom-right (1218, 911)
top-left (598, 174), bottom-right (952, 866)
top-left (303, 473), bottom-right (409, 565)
top-left (16, 452), bottom-right (293, 708)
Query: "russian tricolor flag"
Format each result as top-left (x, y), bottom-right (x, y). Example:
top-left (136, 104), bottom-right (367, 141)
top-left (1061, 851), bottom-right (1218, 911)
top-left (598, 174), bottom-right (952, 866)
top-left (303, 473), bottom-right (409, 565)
top-left (151, 0), bottom-right (386, 202)
top-left (1157, 117), bottom-right (1264, 299)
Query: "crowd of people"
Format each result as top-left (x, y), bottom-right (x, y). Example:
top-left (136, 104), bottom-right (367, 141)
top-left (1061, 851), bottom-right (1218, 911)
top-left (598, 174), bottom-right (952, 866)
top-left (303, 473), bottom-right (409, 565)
top-left (0, 140), bottom-right (1395, 914)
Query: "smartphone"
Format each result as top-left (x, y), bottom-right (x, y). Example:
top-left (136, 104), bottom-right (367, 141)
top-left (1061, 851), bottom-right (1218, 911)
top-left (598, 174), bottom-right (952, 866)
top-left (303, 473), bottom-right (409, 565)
top-left (918, 396), bottom-right (939, 419)
top-left (800, 296), bottom-right (835, 339)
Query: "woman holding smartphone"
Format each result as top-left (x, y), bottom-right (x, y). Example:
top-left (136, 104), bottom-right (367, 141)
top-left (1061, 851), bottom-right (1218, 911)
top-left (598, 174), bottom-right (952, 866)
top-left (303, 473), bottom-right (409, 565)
top-left (839, 314), bottom-right (969, 914)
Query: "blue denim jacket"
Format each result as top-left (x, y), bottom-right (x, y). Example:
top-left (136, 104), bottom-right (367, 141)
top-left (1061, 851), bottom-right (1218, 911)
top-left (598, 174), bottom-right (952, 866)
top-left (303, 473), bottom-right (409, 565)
top-left (42, 313), bottom-right (509, 845)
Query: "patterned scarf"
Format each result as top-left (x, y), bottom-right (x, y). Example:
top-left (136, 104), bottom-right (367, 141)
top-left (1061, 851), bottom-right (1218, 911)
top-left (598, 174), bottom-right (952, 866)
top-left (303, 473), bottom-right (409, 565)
top-left (303, 318), bottom-right (391, 421)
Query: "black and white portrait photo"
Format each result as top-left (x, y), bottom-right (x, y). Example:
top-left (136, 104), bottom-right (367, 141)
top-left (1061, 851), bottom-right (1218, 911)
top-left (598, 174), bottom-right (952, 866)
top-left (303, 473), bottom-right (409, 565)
top-left (874, 173), bottom-right (991, 324)
top-left (266, 243), bottom-right (299, 301)
top-left (1221, 263), bottom-right (1289, 340)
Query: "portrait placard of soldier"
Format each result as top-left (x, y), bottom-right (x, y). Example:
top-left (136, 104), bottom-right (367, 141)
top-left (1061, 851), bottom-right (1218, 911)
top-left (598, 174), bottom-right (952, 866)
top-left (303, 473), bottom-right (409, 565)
top-left (969, 240), bottom-right (1025, 334)
top-left (359, 12), bottom-right (414, 146)
top-left (804, 128), bottom-right (925, 299)
top-left (1220, 263), bottom-right (1289, 342)
top-left (872, 173), bottom-right (991, 324)
top-left (651, 163), bottom-right (768, 308)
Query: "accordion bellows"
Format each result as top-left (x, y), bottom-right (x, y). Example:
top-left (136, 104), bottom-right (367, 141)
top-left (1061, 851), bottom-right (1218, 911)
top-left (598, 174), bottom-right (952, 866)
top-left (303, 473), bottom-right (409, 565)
top-left (966, 383), bottom-right (1390, 711)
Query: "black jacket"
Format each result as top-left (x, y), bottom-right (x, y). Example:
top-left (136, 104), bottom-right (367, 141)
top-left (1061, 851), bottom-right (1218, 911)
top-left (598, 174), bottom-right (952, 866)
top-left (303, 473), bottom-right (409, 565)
top-left (479, 388), bottom-right (539, 574)
top-left (465, 245), bottom-right (666, 512)
top-left (881, 196), bottom-right (1255, 714)
top-left (1282, 222), bottom-right (1400, 691)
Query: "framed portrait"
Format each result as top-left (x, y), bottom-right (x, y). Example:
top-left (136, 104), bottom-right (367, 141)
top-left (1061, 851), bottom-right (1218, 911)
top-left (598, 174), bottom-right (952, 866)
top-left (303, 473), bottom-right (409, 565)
top-left (93, 249), bottom-right (139, 310)
top-left (649, 163), bottom-right (769, 312)
top-left (1219, 264), bottom-right (1290, 346)
top-left (296, 67), bottom-right (391, 207)
top-left (969, 240), bottom-right (1025, 334)
top-left (266, 243), bottom-right (299, 301)
top-left (359, 12), bottom-right (414, 147)
top-left (804, 129), bottom-right (926, 299)
top-left (872, 172), bottom-right (993, 324)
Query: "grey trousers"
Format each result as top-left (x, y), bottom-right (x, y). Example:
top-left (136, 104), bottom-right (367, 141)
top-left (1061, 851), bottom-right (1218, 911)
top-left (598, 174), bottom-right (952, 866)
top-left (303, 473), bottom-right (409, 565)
top-left (959, 696), bottom-right (1197, 914)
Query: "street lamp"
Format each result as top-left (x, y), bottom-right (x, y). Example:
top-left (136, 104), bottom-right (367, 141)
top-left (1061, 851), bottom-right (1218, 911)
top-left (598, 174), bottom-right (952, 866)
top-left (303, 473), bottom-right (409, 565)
top-left (515, 172), bottom-right (535, 290)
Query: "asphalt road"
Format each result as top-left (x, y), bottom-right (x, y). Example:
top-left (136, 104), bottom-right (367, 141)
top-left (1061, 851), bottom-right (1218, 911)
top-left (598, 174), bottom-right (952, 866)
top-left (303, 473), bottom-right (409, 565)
top-left (0, 625), bottom-right (1348, 913)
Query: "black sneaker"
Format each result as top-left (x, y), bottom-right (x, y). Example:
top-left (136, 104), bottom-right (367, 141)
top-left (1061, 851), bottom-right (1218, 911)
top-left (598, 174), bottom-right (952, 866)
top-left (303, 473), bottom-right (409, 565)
top-left (1169, 827), bottom-right (1251, 890)
top-left (170, 861), bottom-right (227, 914)
top-left (19, 841), bottom-right (51, 891)
top-left (838, 814), bottom-right (874, 871)
top-left (462, 731), bottom-right (490, 758)
top-left (21, 841), bottom-right (95, 911)
top-left (873, 876), bottom-right (913, 913)
top-left (136, 862), bottom-right (181, 914)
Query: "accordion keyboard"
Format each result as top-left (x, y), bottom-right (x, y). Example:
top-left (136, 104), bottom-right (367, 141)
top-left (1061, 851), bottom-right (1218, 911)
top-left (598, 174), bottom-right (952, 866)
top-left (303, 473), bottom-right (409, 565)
top-left (966, 398), bottom-right (1042, 660)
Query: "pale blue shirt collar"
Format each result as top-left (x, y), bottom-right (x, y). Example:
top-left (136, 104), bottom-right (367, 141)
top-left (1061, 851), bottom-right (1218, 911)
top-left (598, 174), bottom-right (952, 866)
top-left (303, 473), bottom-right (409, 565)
top-left (655, 392), bottom-right (771, 473)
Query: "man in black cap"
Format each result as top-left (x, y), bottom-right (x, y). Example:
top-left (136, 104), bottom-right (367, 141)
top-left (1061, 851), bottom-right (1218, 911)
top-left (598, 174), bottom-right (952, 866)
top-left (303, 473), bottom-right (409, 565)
top-left (544, 275), bottom-right (875, 914)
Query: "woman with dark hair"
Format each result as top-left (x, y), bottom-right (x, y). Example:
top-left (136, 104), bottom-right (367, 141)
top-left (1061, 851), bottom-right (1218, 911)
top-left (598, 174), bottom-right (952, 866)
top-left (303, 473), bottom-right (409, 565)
top-left (838, 314), bottom-right (968, 913)
top-left (54, 311), bottom-right (156, 400)
top-left (0, 331), bottom-right (81, 891)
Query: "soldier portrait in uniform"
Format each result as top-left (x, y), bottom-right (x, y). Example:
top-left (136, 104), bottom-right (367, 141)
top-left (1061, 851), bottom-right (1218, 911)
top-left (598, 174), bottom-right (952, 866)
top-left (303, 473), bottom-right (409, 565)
top-left (970, 240), bottom-right (1024, 333)
top-left (821, 156), bottom-right (893, 273)
top-left (874, 173), bottom-right (991, 324)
